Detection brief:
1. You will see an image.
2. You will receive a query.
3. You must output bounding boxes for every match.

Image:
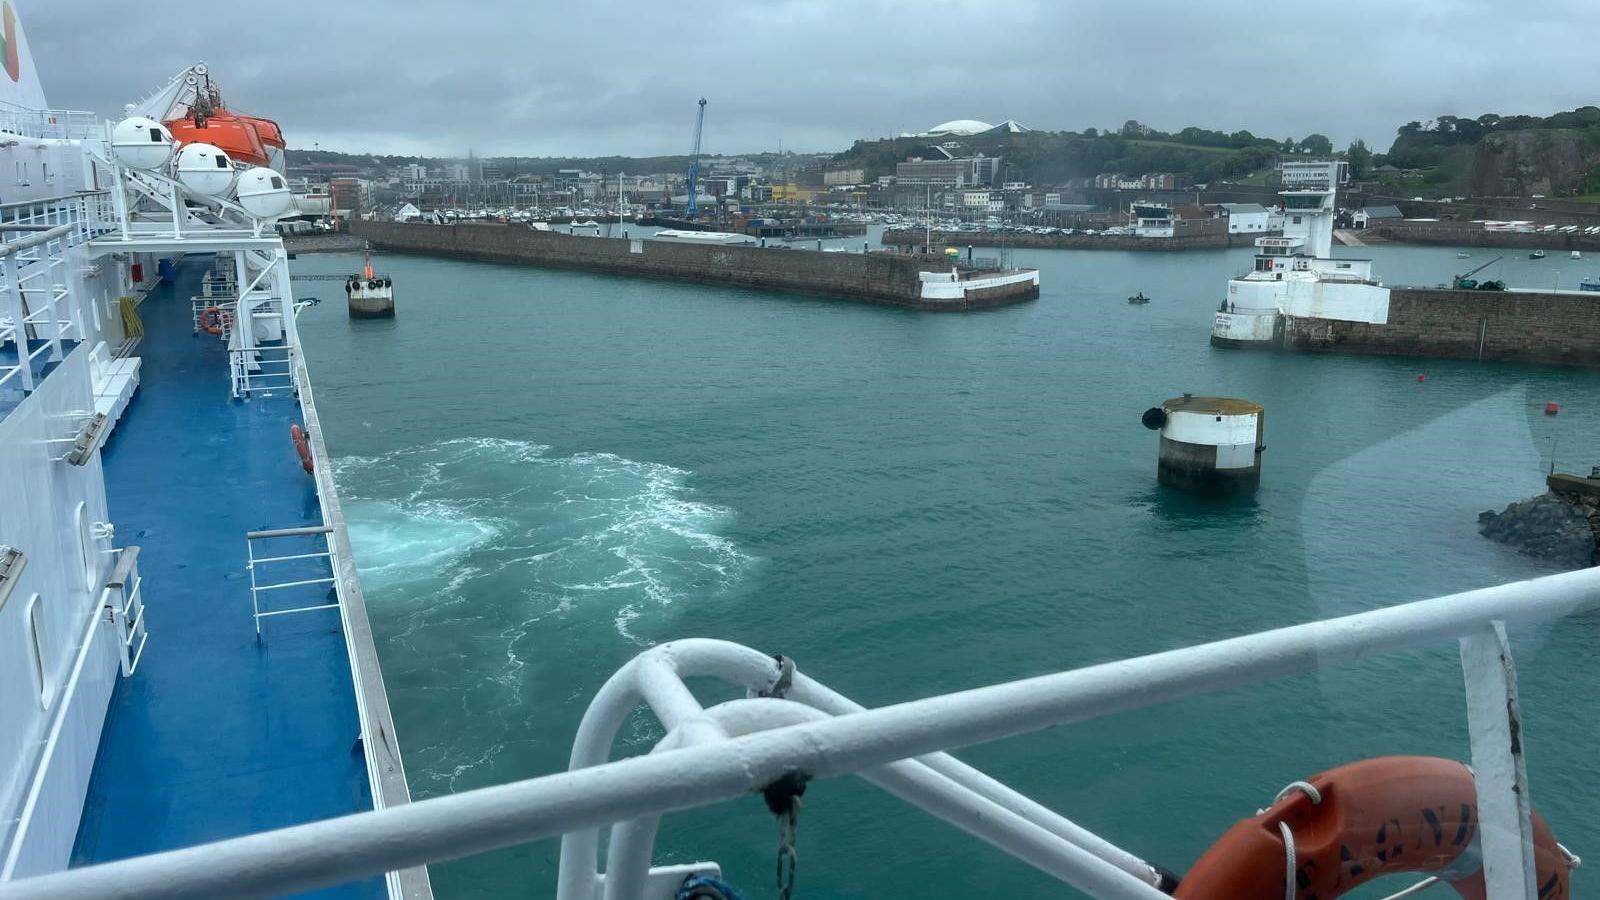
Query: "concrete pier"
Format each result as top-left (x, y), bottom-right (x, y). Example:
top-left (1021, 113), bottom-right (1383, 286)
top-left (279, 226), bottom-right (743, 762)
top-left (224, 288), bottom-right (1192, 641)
top-left (352, 221), bottom-right (1038, 312)
top-left (1144, 396), bottom-right (1264, 495)
top-left (1280, 287), bottom-right (1600, 367)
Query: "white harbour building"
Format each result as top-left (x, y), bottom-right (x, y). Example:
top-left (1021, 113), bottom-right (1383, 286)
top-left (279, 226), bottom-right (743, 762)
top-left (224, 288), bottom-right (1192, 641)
top-left (1210, 160), bottom-right (1390, 348)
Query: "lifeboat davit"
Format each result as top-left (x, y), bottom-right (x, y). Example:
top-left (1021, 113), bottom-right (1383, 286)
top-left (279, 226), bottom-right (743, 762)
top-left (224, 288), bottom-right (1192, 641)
top-left (163, 111), bottom-right (275, 168)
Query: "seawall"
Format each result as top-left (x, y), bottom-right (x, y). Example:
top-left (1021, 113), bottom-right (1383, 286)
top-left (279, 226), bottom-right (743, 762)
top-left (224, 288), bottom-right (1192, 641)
top-left (882, 227), bottom-right (1263, 251)
top-left (1282, 287), bottom-right (1600, 366)
top-left (352, 221), bottom-right (1037, 311)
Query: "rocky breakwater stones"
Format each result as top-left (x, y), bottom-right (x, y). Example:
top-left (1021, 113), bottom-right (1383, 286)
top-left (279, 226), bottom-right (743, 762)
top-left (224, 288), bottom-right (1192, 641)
top-left (1479, 492), bottom-right (1599, 568)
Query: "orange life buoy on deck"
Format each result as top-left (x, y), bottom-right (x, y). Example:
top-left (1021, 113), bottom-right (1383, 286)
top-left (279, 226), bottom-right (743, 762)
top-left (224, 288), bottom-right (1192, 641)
top-left (200, 306), bottom-right (226, 336)
top-left (290, 424), bottom-right (313, 475)
top-left (1175, 756), bottom-right (1574, 899)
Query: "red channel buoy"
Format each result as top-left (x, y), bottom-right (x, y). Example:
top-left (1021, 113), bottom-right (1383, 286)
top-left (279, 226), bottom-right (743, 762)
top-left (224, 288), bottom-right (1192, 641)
top-left (1545, 402), bottom-right (1560, 415)
top-left (1416, 374), bottom-right (1426, 382)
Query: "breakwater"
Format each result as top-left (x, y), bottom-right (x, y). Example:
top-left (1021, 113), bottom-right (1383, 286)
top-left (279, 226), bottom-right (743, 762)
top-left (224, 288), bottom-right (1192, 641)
top-left (1282, 287), bottom-right (1600, 366)
top-left (352, 221), bottom-right (1038, 311)
top-left (1479, 472), bottom-right (1600, 568)
top-left (882, 227), bottom-right (1263, 252)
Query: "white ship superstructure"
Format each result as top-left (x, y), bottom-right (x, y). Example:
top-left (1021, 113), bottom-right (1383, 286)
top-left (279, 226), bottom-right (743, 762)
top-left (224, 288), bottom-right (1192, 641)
top-left (0, 5), bottom-right (425, 897)
top-left (1210, 160), bottom-right (1391, 348)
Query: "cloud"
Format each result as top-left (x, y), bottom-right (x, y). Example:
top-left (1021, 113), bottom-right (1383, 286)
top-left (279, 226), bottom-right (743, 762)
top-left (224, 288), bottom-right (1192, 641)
top-left (21, 0), bottom-right (1600, 158)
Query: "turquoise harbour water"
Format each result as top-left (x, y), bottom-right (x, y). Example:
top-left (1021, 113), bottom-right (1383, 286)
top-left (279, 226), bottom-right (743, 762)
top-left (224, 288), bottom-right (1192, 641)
top-left (295, 241), bottom-right (1600, 899)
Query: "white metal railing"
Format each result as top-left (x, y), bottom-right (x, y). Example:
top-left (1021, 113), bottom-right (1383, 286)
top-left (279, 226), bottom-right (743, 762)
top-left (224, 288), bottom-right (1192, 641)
top-left (289, 341), bottom-right (430, 900)
top-left (0, 566), bottom-right (1594, 900)
top-left (245, 526), bottom-right (339, 637)
top-left (0, 102), bottom-right (98, 141)
top-left (229, 343), bottom-right (296, 399)
top-left (102, 546), bottom-right (148, 676)
top-left (0, 193), bottom-right (116, 403)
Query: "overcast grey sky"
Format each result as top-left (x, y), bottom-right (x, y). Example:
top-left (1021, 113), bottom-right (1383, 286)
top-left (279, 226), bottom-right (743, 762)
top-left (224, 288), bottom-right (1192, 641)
top-left (24, 0), bottom-right (1600, 159)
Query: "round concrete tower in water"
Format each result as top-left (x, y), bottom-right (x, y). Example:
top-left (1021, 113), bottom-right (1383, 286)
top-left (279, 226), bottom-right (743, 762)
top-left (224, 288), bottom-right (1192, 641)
top-left (1142, 395), bottom-right (1264, 494)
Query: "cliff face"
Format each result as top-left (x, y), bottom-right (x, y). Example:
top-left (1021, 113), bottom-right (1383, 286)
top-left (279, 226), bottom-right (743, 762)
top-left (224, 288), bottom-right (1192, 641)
top-left (1465, 129), bottom-right (1597, 196)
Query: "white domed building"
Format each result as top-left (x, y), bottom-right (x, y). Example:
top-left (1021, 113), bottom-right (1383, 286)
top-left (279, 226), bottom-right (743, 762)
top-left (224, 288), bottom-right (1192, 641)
top-left (902, 119), bottom-right (1029, 138)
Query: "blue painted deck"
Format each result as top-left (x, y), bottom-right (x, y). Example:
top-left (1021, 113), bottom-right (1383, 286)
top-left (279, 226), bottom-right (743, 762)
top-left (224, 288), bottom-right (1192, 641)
top-left (71, 257), bottom-right (383, 899)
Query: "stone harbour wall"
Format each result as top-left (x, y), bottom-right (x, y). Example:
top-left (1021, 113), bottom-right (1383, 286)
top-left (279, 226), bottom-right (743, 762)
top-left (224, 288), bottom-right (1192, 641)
top-left (1283, 288), bottom-right (1600, 367)
top-left (352, 221), bottom-right (1036, 311)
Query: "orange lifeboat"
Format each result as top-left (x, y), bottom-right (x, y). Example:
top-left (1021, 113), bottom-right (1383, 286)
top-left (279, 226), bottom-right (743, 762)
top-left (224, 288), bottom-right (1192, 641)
top-left (237, 114), bottom-right (285, 150)
top-left (164, 111), bottom-right (271, 168)
top-left (1175, 756), bottom-right (1575, 899)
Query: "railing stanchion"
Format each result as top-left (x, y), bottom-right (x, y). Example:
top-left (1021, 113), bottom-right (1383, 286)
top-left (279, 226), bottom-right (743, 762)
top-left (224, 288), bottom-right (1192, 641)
top-left (1459, 622), bottom-right (1538, 900)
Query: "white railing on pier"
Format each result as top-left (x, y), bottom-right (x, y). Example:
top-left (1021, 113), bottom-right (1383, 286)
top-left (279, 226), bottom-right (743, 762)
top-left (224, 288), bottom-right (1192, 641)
top-left (0, 566), bottom-right (1594, 900)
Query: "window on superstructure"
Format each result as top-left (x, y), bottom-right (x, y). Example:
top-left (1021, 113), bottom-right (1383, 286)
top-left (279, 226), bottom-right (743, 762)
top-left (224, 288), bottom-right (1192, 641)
top-left (14, 161), bottom-right (25, 185)
top-left (76, 502), bottom-right (96, 590)
top-left (41, 162), bottom-right (50, 183)
top-left (27, 593), bottom-right (51, 708)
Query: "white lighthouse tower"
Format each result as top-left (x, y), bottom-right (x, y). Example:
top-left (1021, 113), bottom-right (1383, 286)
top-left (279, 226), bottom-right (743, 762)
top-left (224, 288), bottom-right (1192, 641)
top-left (1211, 160), bottom-right (1391, 348)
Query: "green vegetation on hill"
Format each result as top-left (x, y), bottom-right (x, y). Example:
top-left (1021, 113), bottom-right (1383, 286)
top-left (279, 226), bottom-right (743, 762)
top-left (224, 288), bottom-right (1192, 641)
top-left (834, 121), bottom-right (1339, 185)
top-left (1377, 107), bottom-right (1600, 197)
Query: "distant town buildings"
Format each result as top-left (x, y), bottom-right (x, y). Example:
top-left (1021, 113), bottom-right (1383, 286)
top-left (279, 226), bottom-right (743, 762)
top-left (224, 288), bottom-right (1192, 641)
top-left (1093, 172), bottom-right (1187, 190)
top-left (1217, 202), bottom-right (1272, 233)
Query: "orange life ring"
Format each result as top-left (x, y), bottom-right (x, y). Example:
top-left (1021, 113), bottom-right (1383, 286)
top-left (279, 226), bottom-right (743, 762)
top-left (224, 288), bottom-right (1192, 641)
top-left (290, 424), bottom-right (313, 475)
top-left (1175, 756), bottom-right (1573, 899)
top-left (200, 306), bottom-right (226, 335)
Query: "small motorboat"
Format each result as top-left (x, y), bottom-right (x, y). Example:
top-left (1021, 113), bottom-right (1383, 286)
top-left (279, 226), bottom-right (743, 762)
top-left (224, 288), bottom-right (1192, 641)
top-left (1456, 252), bottom-right (1471, 259)
top-left (1529, 249), bottom-right (1546, 259)
top-left (1127, 291), bottom-right (1150, 305)
top-left (1571, 250), bottom-right (1582, 260)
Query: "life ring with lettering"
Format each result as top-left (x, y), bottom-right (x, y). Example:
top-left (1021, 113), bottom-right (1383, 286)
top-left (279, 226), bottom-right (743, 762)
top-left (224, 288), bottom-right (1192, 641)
top-left (290, 423), bottom-right (313, 475)
top-left (1174, 756), bottom-right (1575, 899)
top-left (199, 306), bottom-right (226, 335)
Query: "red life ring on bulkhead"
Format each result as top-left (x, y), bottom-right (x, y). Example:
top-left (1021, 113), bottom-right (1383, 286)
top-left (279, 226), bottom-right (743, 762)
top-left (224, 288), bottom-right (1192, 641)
top-left (200, 306), bottom-right (227, 335)
top-left (290, 423), bottom-right (314, 475)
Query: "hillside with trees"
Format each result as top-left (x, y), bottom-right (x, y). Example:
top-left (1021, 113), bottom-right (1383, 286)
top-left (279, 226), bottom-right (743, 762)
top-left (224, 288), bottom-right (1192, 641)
top-left (1377, 106), bottom-right (1600, 196)
top-left (834, 121), bottom-right (1336, 185)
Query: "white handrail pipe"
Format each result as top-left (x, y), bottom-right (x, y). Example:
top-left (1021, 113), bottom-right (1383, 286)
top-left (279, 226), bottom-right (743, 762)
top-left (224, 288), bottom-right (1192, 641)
top-left (4, 568), bottom-right (1597, 900)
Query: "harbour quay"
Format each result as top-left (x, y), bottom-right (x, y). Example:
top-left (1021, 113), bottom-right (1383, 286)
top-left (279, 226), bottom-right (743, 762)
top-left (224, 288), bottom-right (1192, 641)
top-left (1275, 287), bottom-right (1600, 367)
top-left (352, 220), bottom-right (1039, 311)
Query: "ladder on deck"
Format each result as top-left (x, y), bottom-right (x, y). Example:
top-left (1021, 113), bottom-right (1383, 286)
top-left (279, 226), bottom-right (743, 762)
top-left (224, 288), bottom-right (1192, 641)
top-left (103, 545), bottom-right (148, 676)
top-left (246, 525), bottom-right (339, 638)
